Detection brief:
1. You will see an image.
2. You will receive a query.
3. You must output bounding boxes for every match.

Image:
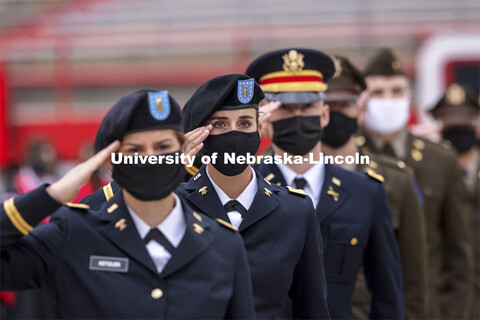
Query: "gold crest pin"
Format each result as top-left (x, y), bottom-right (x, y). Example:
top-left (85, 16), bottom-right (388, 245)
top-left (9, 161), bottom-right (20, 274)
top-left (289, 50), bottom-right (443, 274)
top-left (115, 218), bottom-right (127, 231)
top-left (327, 186), bottom-right (340, 202)
top-left (199, 186), bottom-right (208, 196)
top-left (282, 50), bottom-right (305, 73)
top-left (193, 223), bottom-right (204, 234)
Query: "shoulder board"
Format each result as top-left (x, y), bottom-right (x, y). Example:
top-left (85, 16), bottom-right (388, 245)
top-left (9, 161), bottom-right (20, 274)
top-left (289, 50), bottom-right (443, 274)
top-left (186, 165), bottom-right (199, 177)
top-left (216, 218), bottom-right (238, 232)
top-left (65, 202), bottom-right (90, 210)
top-left (366, 168), bottom-right (384, 183)
top-left (103, 183), bottom-right (114, 201)
top-left (375, 155), bottom-right (409, 172)
top-left (285, 186), bottom-right (307, 197)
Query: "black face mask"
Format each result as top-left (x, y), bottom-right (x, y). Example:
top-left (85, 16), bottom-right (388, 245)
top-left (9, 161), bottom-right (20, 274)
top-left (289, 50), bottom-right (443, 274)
top-left (322, 112), bottom-right (358, 148)
top-left (112, 150), bottom-right (186, 201)
top-left (272, 116), bottom-right (323, 155)
top-left (442, 129), bottom-right (478, 154)
top-left (203, 131), bottom-right (260, 176)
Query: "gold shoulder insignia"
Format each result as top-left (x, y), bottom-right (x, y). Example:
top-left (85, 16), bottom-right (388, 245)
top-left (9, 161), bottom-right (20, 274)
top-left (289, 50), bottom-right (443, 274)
top-left (366, 168), bottom-right (384, 183)
top-left (103, 183), bottom-right (114, 201)
top-left (193, 211), bottom-right (202, 222)
top-left (66, 202), bottom-right (90, 210)
top-left (186, 165), bottom-right (199, 176)
top-left (413, 138), bottom-right (425, 150)
top-left (285, 186), bottom-right (307, 197)
top-left (442, 140), bottom-right (452, 149)
top-left (107, 203), bottom-right (118, 214)
top-left (216, 218), bottom-right (238, 232)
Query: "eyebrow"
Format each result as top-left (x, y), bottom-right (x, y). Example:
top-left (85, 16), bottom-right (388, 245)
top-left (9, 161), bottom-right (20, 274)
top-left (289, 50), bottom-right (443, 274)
top-left (209, 116), bottom-right (229, 120)
top-left (239, 115), bottom-right (254, 119)
top-left (123, 138), bottom-right (173, 147)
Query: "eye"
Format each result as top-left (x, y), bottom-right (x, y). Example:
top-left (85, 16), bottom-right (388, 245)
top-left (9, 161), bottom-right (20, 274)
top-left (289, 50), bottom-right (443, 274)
top-left (126, 147), bottom-right (139, 154)
top-left (213, 121), bottom-right (227, 128)
top-left (238, 120), bottom-right (252, 128)
top-left (155, 143), bottom-right (173, 152)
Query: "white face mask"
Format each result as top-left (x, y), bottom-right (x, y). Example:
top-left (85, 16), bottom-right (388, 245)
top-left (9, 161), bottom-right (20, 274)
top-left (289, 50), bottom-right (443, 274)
top-left (364, 97), bottom-right (411, 134)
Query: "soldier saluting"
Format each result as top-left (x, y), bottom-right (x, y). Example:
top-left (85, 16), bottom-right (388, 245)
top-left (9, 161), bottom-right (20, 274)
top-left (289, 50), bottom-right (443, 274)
top-left (179, 74), bottom-right (330, 319)
top-left (1, 89), bottom-right (255, 319)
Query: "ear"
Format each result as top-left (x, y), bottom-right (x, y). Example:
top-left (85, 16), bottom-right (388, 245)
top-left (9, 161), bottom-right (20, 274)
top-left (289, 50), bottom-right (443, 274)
top-left (320, 104), bottom-right (330, 128)
top-left (356, 90), bottom-right (369, 125)
top-left (258, 123), bottom-right (263, 134)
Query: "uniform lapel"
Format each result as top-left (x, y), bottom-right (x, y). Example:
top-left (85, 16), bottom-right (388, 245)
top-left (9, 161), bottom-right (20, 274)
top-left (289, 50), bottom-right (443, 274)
top-left (96, 191), bottom-right (158, 276)
top-left (257, 162), bottom-right (288, 186)
top-left (161, 200), bottom-right (214, 278)
top-left (183, 166), bottom-right (230, 221)
top-left (238, 170), bottom-right (280, 232)
top-left (316, 164), bottom-right (351, 223)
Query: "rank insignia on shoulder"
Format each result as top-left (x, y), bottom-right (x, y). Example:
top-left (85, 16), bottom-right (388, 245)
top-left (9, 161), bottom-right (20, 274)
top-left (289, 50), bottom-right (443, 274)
top-left (366, 168), bottom-right (385, 182)
top-left (107, 203), bottom-right (118, 214)
top-left (285, 186), bottom-right (307, 197)
top-left (332, 177), bottom-right (341, 186)
top-left (193, 173), bottom-right (202, 181)
top-left (65, 202), bottom-right (90, 210)
top-left (216, 218), bottom-right (238, 232)
top-left (264, 173), bottom-right (275, 182)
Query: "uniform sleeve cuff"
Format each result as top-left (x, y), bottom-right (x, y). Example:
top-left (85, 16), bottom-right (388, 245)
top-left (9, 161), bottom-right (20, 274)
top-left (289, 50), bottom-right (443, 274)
top-left (3, 184), bottom-right (62, 234)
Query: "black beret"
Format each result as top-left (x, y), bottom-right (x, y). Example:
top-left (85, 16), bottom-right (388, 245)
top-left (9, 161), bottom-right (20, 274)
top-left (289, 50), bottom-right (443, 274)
top-left (245, 48), bottom-right (335, 104)
top-left (326, 55), bottom-right (366, 102)
top-left (94, 89), bottom-right (182, 153)
top-left (183, 74), bottom-right (264, 132)
top-left (430, 83), bottom-right (480, 128)
top-left (364, 48), bottom-right (405, 77)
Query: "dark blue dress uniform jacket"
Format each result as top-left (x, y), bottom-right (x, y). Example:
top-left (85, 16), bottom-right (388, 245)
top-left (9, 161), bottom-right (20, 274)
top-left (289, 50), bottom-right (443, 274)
top-left (0, 185), bottom-right (255, 319)
top-left (255, 163), bottom-right (404, 319)
top-left (176, 166), bottom-right (331, 320)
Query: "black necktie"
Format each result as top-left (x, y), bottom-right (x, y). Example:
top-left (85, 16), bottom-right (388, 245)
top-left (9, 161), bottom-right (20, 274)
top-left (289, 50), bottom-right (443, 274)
top-left (224, 200), bottom-right (247, 217)
top-left (382, 143), bottom-right (396, 158)
top-left (294, 177), bottom-right (307, 190)
top-left (144, 228), bottom-right (175, 255)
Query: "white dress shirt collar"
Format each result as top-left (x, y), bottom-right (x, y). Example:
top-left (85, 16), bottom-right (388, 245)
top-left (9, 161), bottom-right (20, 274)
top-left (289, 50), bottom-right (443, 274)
top-left (206, 166), bottom-right (258, 210)
top-left (127, 193), bottom-right (186, 248)
top-left (276, 161), bottom-right (325, 208)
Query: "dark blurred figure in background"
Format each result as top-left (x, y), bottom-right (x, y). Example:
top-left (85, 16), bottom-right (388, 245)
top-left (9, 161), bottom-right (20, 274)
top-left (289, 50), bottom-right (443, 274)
top-left (14, 139), bottom-right (58, 194)
top-left (357, 48), bottom-right (473, 319)
top-left (322, 55), bottom-right (428, 319)
top-left (1, 139), bottom-right (62, 319)
top-left (430, 83), bottom-right (480, 319)
top-left (72, 143), bottom-right (111, 203)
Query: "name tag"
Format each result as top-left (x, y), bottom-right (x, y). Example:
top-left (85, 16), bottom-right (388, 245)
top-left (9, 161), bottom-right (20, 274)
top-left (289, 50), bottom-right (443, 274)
top-left (89, 255), bottom-right (129, 273)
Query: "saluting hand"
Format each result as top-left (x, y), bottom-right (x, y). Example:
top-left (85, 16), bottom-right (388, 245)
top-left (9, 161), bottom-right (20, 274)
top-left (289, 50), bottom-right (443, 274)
top-left (183, 125), bottom-right (212, 160)
top-left (258, 101), bottom-right (281, 125)
top-left (46, 141), bottom-right (120, 204)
